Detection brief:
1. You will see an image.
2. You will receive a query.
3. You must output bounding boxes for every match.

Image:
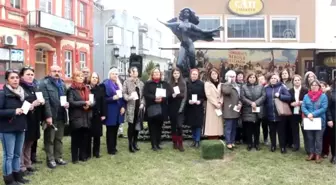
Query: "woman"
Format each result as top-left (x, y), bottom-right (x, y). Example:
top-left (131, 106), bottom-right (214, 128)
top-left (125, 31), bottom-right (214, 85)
top-left (123, 67), bottom-right (145, 153)
top-left (265, 74), bottom-right (291, 153)
top-left (241, 73), bottom-right (266, 151)
top-left (19, 67), bottom-right (44, 176)
top-left (280, 69), bottom-right (293, 149)
top-left (235, 71), bottom-right (246, 144)
top-left (321, 81), bottom-right (332, 158)
top-left (168, 67), bottom-right (187, 152)
top-left (289, 75), bottom-right (308, 152)
top-left (327, 79), bottom-right (336, 164)
top-left (143, 68), bottom-right (172, 151)
top-left (302, 80), bottom-right (328, 163)
top-left (204, 68), bottom-right (223, 139)
top-left (68, 71), bottom-right (92, 163)
top-left (221, 70), bottom-right (241, 150)
top-left (258, 74), bottom-right (269, 144)
top-left (87, 72), bottom-right (106, 158)
top-left (102, 67), bottom-right (126, 155)
top-left (185, 69), bottom-right (205, 148)
top-left (304, 71), bottom-right (317, 88)
top-left (0, 69), bottom-right (29, 185)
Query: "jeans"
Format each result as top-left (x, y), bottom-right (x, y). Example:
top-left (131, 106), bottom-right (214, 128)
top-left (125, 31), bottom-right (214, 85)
top-left (306, 128), bottom-right (325, 155)
top-left (0, 131), bottom-right (25, 176)
top-left (224, 119), bottom-right (237, 145)
top-left (192, 127), bottom-right (201, 142)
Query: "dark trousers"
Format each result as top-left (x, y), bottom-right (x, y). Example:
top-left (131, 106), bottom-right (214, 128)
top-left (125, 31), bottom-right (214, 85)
top-left (245, 121), bottom-right (261, 146)
top-left (331, 125), bottom-right (336, 157)
top-left (87, 136), bottom-right (100, 157)
top-left (284, 116), bottom-right (293, 147)
top-left (30, 140), bottom-right (37, 162)
top-left (127, 122), bottom-right (139, 147)
top-left (290, 115), bottom-right (301, 149)
top-left (106, 125), bottom-right (119, 154)
top-left (261, 118), bottom-right (269, 141)
top-left (148, 118), bottom-right (163, 148)
top-left (322, 126), bottom-right (332, 155)
top-left (269, 121), bottom-right (286, 148)
top-left (171, 117), bottom-right (182, 136)
top-left (71, 127), bottom-right (89, 162)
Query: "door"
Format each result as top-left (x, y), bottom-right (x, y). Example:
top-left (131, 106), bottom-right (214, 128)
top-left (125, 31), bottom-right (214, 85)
top-left (35, 50), bottom-right (48, 80)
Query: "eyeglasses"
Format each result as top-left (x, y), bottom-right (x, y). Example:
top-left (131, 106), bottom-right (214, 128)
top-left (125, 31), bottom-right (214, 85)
top-left (6, 69), bottom-right (19, 73)
top-left (23, 66), bottom-right (34, 70)
top-left (52, 70), bottom-right (61, 73)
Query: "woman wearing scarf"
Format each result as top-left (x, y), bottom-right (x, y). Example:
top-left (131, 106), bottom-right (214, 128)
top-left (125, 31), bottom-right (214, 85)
top-left (185, 69), bottom-right (205, 148)
top-left (143, 68), bottom-right (172, 151)
top-left (168, 67), bottom-right (187, 152)
top-left (68, 71), bottom-right (93, 163)
top-left (87, 72), bottom-right (106, 158)
top-left (302, 80), bottom-right (328, 163)
top-left (0, 69), bottom-right (29, 185)
top-left (102, 68), bottom-right (126, 155)
top-left (204, 68), bottom-right (223, 139)
top-left (19, 67), bottom-right (45, 176)
top-left (122, 67), bottom-right (145, 153)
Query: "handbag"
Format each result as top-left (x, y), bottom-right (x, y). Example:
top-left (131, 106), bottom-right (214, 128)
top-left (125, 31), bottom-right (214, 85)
top-left (147, 104), bottom-right (162, 118)
top-left (274, 87), bottom-right (292, 116)
top-left (135, 109), bottom-right (144, 131)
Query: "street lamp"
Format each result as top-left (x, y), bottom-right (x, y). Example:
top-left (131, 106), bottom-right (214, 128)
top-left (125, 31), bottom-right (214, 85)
top-left (113, 47), bottom-right (119, 58)
top-left (113, 46), bottom-right (137, 80)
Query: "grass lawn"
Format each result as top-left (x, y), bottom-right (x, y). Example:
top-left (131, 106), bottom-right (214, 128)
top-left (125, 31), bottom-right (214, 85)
top-left (1, 130), bottom-right (335, 185)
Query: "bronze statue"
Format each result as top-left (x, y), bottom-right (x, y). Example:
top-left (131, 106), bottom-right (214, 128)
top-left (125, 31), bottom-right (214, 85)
top-left (158, 8), bottom-right (223, 78)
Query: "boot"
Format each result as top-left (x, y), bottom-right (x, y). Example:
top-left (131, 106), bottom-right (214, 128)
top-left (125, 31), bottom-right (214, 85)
top-left (13, 171), bottom-right (29, 184)
top-left (331, 156), bottom-right (336, 164)
top-left (128, 143), bottom-right (135, 153)
top-left (133, 135), bottom-right (140, 151)
top-left (195, 141), bottom-right (200, 148)
top-left (281, 148), bottom-right (287, 154)
top-left (306, 154), bottom-right (315, 161)
top-left (177, 136), bottom-right (185, 152)
top-left (3, 174), bottom-right (20, 185)
top-left (315, 155), bottom-right (323, 163)
top-left (270, 146), bottom-right (276, 152)
top-left (247, 145), bottom-right (252, 151)
top-left (172, 135), bottom-right (178, 149)
top-left (190, 141), bottom-right (196, 147)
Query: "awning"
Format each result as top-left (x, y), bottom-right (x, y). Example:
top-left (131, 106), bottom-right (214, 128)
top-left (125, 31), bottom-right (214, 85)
top-left (160, 42), bottom-right (336, 50)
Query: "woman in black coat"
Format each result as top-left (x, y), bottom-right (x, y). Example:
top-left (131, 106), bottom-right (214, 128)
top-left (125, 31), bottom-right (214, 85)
top-left (87, 72), bottom-right (106, 158)
top-left (143, 67), bottom-right (172, 151)
top-left (67, 71), bottom-right (93, 163)
top-left (327, 79), bottom-right (336, 164)
top-left (19, 67), bottom-right (44, 175)
top-left (185, 69), bottom-right (206, 148)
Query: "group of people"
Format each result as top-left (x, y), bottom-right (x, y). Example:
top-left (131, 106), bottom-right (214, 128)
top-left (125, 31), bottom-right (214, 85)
top-left (0, 63), bottom-right (335, 185)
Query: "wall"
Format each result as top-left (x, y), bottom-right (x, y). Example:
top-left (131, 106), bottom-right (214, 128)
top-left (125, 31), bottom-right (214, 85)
top-left (315, 0), bottom-right (336, 43)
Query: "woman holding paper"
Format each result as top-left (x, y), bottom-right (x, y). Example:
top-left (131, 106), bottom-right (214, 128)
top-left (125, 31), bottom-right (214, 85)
top-left (0, 69), bottom-right (30, 184)
top-left (122, 67), bottom-right (145, 153)
top-left (67, 71), bottom-right (93, 163)
top-left (102, 67), bottom-right (126, 155)
top-left (289, 75), bottom-right (308, 152)
top-left (168, 67), bottom-right (187, 152)
top-left (327, 79), bottom-right (336, 164)
top-left (185, 69), bottom-right (205, 148)
top-left (204, 68), bottom-right (223, 139)
top-left (241, 73), bottom-right (266, 151)
top-left (302, 80), bottom-right (328, 163)
top-left (19, 67), bottom-right (45, 175)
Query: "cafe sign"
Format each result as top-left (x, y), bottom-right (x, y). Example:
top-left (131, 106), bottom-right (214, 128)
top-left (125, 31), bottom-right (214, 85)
top-left (228, 0), bottom-right (264, 16)
top-left (323, 56), bottom-right (336, 67)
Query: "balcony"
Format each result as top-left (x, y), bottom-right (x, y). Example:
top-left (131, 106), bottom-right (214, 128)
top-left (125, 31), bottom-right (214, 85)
top-left (28, 11), bottom-right (75, 36)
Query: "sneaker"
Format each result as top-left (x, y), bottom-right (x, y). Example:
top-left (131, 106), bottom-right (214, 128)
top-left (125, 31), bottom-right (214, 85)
top-left (55, 159), bottom-right (67, 165)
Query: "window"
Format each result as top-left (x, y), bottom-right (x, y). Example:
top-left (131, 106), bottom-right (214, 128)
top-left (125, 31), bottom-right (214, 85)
top-left (64, 51), bottom-right (72, 78)
top-left (271, 17), bottom-right (298, 40)
top-left (10, 0), bottom-right (21, 9)
top-left (40, 0), bottom-right (52, 14)
top-left (107, 27), bottom-right (113, 38)
top-left (79, 3), bottom-right (86, 27)
top-left (227, 17), bottom-right (265, 39)
top-left (79, 52), bottom-right (86, 70)
top-left (198, 17), bottom-right (221, 38)
top-left (64, 0), bottom-right (72, 19)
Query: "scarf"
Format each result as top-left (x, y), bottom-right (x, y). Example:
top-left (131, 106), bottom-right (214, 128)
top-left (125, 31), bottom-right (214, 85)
top-left (152, 77), bottom-right (160, 83)
top-left (6, 84), bottom-right (25, 101)
top-left (308, 89), bottom-right (323, 102)
top-left (50, 77), bottom-right (64, 97)
top-left (20, 79), bottom-right (35, 88)
top-left (71, 82), bottom-right (89, 101)
top-left (103, 79), bottom-right (119, 97)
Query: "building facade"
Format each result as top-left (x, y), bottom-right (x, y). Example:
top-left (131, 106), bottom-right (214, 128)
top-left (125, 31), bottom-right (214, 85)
top-left (0, 0), bottom-right (94, 84)
top-left (316, 0), bottom-right (336, 44)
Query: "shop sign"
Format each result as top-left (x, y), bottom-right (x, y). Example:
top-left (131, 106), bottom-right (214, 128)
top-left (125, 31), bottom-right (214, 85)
top-left (228, 0), bottom-right (264, 16)
top-left (324, 56), bottom-right (336, 67)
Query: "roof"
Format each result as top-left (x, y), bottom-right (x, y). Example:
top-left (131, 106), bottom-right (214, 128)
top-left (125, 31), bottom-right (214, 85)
top-left (159, 42), bottom-right (336, 50)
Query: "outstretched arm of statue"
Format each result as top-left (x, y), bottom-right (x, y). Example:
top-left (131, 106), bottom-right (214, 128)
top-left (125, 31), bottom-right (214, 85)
top-left (191, 24), bottom-right (224, 33)
top-left (157, 18), bottom-right (179, 27)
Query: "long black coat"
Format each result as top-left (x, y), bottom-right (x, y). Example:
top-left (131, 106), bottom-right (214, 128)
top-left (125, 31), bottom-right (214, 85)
top-left (185, 80), bottom-right (206, 128)
top-left (90, 85), bottom-right (106, 137)
top-left (67, 87), bottom-right (92, 130)
top-left (21, 82), bottom-right (43, 141)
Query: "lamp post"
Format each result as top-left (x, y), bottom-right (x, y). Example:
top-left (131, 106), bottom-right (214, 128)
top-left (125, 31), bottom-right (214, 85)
top-left (113, 46), bottom-right (136, 80)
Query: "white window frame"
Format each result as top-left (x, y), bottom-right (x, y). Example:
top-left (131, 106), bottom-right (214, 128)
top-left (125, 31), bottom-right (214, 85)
top-left (79, 2), bottom-right (86, 27)
top-left (10, 0), bottom-right (21, 9)
top-left (64, 0), bottom-right (72, 19)
top-left (40, 0), bottom-right (52, 14)
top-left (79, 52), bottom-right (86, 70)
top-left (198, 15), bottom-right (223, 41)
top-left (270, 16), bottom-right (300, 42)
top-left (64, 51), bottom-right (72, 78)
top-left (225, 15), bottom-right (267, 41)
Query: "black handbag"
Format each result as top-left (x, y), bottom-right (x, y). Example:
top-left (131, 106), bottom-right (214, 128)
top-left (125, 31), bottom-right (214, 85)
top-left (147, 104), bottom-right (162, 118)
top-left (135, 109), bottom-right (144, 131)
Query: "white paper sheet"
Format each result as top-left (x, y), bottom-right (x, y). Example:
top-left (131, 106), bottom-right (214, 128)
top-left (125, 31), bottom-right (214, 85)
top-left (89, 94), bottom-right (95, 104)
top-left (35, 92), bottom-right (44, 101)
top-left (215, 109), bottom-right (222, 116)
top-left (131, 91), bottom-right (139, 100)
top-left (293, 107), bottom-right (300, 114)
top-left (191, 94), bottom-right (198, 102)
top-left (233, 105), bottom-right (241, 112)
top-left (155, 88), bottom-right (166, 97)
top-left (252, 107), bottom-right (260, 113)
top-left (116, 90), bottom-right (123, 98)
top-left (303, 118), bottom-right (322, 130)
top-left (173, 86), bottom-right (180, 94)
top-left (21, 101), bottom-right (31, 115)
top-left (60, 96), bottom-right (67, 106)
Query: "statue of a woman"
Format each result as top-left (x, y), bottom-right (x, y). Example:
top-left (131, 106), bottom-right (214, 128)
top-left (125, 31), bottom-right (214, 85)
top-left (158, 8), bottom-right (223, 78)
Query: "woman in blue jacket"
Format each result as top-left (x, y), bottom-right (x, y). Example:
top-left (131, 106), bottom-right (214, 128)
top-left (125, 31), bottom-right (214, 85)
top-left (265, 74), bottom-right (292, 153)
top-left (302, 80), bottom-right (328, 163)
top-left (102, 67), bottom-right (126, 155)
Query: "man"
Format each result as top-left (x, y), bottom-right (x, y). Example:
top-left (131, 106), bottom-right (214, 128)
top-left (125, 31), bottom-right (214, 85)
top-left (40, 65), bottom-right (69, 169)
top-left (82, 67), bottom-right (90, 84)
